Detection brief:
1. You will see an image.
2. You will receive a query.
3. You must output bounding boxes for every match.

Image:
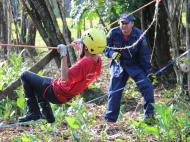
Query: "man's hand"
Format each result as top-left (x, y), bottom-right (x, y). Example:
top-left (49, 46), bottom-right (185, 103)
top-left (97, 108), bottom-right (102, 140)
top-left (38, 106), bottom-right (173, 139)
top-left (57, 44), bottom-right (67, 57)
top-left (112, 52), bottom-right (121, 61)
top-left (147, 73), bottom-right (156, 82)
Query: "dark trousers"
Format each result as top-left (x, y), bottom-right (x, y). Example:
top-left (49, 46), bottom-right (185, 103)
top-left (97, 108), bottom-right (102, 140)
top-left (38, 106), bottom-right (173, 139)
top-left (20, 71), bottom-right (63, 112)
top-left (105, 70), bottom-right (154, 122)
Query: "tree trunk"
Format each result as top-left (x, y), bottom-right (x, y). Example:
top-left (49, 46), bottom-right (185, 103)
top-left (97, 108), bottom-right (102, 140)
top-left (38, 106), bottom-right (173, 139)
top-left (26, 18), bottom-right (37, 57)
top-left (186, 0), bottom-right (190, 97)
top-left (89, 17), bottom-right (93, 28)
top-left (2, 0), bottom-right (8, 59)
top-left (83, 17), bottom-right (85, 31)
top-left (140, 0), bottom-right (145, 31)
top-left (7, 1), bottom-right (11, 59)
top-left (144, 0), bottom-right (172, 77)
top-left (21, 6), bottom-right (27, 45)
top-left (159, 0), bottom-right (184, 89)
top-left (0, 1), bottom-right (2, 58)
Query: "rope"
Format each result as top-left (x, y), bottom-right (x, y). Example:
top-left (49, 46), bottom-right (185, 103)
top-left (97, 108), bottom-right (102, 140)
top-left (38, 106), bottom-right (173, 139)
top-left (0, 43), bottom-right (77, 49)
top-left (106, 0), bottom-right (160, 50)
top-left (1, 48), bottom-right (190, 129)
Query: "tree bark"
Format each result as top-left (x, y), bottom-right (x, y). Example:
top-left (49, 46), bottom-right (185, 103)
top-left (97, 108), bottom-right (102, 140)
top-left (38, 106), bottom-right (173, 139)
top-left (186, 0), bottom-right (190, 97)
top-left (7, 0), bottom-right (12, 59)
top-left (163, 0), bottom-right (183, 87)
top-left (2, 0), bottom-right (8, 59)
top-left (0, 1), bottom-right (2, 57)
top-left (26, 18), bottom-right (37, 57)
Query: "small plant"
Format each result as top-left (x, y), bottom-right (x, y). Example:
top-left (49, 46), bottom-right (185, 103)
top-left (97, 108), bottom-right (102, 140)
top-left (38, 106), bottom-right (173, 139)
top-left (16, 90), bottom-right (26, 116)
top-left (0, 53), bottom-right (29, 90)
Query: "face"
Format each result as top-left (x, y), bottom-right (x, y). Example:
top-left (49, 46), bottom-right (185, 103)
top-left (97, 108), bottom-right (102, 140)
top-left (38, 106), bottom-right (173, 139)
top-left (120, 21), bottom-right (134, 35)
top-left (79, 42), bottom-right (83, 53)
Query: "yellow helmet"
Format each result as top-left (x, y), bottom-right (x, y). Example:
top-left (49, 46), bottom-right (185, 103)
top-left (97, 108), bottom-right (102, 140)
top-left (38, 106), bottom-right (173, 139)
top-left (82, 28), bottom-right (107, 54)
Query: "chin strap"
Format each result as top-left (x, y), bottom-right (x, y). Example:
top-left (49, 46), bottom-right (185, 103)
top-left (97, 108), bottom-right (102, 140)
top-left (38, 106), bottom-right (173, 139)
top-left (80, 44), bottom-right (88, 59)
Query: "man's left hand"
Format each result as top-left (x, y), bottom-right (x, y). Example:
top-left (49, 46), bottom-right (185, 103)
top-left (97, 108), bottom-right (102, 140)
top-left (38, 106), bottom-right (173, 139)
top-left (147, 73), bottom-right (156, 82)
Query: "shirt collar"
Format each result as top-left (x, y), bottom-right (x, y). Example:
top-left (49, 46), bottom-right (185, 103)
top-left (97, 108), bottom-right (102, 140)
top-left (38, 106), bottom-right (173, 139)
top-left (118, 26), bottom-right (136, 37)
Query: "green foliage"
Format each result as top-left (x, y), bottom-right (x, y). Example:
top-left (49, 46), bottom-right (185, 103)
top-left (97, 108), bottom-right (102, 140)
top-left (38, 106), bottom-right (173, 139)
top-left (21, 134), bottom-right (40, 142)
top-left (64, 98), bottom-right (97, 141)
top-left (70, 0), bottom-right (103, 30)
top-left (0, 53), bottom-right (29, 90)
top-left (70, 0), bottom-right (148, 32)
top-left (16, 90), bottom-right (26, 116)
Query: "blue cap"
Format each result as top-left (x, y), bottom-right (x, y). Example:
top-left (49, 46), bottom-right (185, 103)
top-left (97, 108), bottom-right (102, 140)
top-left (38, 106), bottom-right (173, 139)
top-left (120, 13), bottom-right (134, 23)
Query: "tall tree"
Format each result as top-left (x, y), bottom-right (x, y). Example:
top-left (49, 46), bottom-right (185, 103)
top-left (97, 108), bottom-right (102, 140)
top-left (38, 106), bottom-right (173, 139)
top-left (186, 0), bottom-right (190, 96)
top-left (2, 0), bottom-right (8, 59)
top-left (162, 0), bottom-right (184, 88)
top-left (144, 0), bottom-right (172, 78)
top-left (0, 1), bottom-right (3, 57)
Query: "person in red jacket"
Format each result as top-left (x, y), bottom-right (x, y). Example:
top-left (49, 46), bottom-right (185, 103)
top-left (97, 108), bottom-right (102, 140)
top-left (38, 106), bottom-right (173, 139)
top-left (18, 28), bottom-right (106, 123)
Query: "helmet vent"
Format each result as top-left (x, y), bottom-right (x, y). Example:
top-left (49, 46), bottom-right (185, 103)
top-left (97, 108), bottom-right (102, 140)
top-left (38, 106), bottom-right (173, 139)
top-left (88, 33), bottom-right (94, 41)
top-left (91, 49), bottom-right (94, 52)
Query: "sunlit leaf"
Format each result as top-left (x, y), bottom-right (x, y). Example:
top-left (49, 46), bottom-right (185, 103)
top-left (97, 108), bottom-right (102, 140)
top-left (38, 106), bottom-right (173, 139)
top-left (17, 98), bottom-right (25, 109)
top-left (100, 131), bottom-right (104, 141)
top-left (116, 139), bottom-right (124, 142)
top-left (144, 127), bottom-right (160, 136)
top-left (65, 117), bottom-right (80, 129)
top-left (66, 102), bottom-right (77, 107)
top-left (4, 112), bottom-right (9, 119)
top-left (131, 119), bottom-right (139, 127)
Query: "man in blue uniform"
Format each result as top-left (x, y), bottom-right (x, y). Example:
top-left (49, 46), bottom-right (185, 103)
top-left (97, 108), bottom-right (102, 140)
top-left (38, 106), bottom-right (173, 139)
top-left (103, 13), bottom-right (155, 123)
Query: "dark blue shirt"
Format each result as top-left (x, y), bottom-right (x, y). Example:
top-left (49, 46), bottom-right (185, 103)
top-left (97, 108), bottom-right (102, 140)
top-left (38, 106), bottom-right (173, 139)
top-left (104, 26), bottom-right (152, 77)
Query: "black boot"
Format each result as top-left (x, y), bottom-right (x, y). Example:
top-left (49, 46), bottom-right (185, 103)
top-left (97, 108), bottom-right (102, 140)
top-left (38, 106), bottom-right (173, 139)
top-left (19, 111), bottom-right (42, 122)
top-left (37, 94), bottom-right (55, 123)
top-left (19, 98), bottom-right (42, 122)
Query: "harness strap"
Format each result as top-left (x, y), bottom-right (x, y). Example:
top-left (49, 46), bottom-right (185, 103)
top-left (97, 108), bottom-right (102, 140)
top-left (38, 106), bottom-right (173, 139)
top-left (43, 84), bottom-right (52, 99)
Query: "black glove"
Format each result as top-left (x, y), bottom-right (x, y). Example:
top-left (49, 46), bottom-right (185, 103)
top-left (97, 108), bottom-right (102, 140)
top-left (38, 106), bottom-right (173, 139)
top-left (112, 52), bottom-right (121, 61)
top-left (147, 73), bottom-right (156, 82)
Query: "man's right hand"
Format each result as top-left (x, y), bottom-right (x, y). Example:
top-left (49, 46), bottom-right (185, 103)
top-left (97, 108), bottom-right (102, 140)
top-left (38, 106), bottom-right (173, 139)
top-left (57, 44), bottom-right (67, 57)
top-left (112, 52), bottom-right (121, 61)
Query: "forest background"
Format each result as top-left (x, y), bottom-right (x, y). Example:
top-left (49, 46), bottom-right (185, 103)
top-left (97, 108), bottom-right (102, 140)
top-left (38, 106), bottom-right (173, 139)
top-left (0, 0), bottom-right (190, 141)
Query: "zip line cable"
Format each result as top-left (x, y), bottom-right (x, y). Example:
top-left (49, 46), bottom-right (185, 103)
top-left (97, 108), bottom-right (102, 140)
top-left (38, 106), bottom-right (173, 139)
top-left (1, 48), bottom-right (190, 129)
